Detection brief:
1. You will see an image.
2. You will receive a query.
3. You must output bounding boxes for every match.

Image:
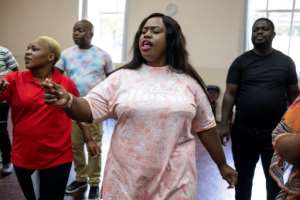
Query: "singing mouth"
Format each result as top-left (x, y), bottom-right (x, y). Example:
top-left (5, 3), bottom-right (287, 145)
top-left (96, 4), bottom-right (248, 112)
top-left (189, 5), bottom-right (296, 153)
top-left (25, 57), bottom-right (32, 64)
top-left (255, 35), bottom-right (264, 40)
top-left (140, 40), bottom-right (153, 51)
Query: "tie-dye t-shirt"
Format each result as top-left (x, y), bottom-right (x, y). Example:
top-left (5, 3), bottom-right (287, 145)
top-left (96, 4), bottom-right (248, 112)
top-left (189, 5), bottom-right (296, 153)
top-left (84, 64), bottom-right (216, 199)
top-left (55, 45), bottom-right (113, 96)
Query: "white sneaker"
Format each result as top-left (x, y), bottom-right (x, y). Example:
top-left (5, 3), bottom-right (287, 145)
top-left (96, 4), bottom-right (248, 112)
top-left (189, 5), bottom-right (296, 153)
top-left (2, 163), bottom-right (13, 175)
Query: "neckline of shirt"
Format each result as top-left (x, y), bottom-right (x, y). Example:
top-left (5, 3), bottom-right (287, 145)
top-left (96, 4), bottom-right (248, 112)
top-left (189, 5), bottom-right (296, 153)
top-left (76, 45), bottom-right (94, 51)
top-left (251, 49), bottom-right (275, 57)
top-left (142, 63), bottom-right (169, 72)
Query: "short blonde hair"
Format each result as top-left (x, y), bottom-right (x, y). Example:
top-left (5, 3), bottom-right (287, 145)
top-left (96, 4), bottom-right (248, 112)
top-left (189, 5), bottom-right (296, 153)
top-left (36, 36), bottom-right (62, 63)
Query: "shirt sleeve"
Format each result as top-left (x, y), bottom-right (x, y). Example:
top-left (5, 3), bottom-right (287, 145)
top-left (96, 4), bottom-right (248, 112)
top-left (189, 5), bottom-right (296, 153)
top-left (104, 54), bottom-right (114, 75)
top-left (286, 57), bottom-right (298, 85)
top-left (66, 79), bottom-right (80, 97)
top-left (55, 54), bottom-right (66, 72)
top-left (280, 95), bottom-right (300, 132)
top-left (84, 70), bottom-right (121, 123)
top-left (226, 57), bottom-right (242, 84)
top-left (191, 80), bottom-right (216, 134)
top-left (4, 49), bottom-right (18, 70)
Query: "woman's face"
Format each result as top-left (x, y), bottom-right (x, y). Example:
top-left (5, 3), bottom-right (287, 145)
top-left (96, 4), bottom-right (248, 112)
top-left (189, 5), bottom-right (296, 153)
top-left (25, 40), bottom-right (53, 69)
top-left (139, 17), bottom-right (167, 66)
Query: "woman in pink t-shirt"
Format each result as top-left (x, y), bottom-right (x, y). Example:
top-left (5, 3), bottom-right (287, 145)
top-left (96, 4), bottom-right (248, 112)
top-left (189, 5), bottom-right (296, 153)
top-left (42, 13), bottom-right (237, 199)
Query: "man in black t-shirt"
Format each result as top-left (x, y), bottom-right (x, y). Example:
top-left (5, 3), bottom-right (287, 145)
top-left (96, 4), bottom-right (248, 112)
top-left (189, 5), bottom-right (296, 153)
top-left (220, 18), bottom-right (299, 200)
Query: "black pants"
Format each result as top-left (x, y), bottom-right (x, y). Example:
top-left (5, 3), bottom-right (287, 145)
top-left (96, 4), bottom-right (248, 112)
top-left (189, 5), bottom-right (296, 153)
top-left (231, 123), bottom-right (280, 200)
top-left (0, 102), bottom-right (11, 165)
top-left (14, 162), bottom-right (72, 200)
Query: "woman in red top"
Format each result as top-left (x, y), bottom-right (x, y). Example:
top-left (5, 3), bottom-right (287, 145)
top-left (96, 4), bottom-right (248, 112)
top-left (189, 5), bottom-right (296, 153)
top-left (0, 36), bottom-right (79, 200)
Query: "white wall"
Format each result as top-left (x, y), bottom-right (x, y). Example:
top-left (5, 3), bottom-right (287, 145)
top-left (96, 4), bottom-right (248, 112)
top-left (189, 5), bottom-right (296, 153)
top-left (126, 0), bottom-right (245, 70)
top-left (0, 0), bottom-right (78, 67)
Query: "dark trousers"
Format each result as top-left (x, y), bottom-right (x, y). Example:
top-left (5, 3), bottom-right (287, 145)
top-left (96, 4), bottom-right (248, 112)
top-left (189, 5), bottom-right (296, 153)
top-left (0, 102), bottom-right (11, 165)
top-left (231, 123), bottom-right (280, 200)
top-left (14, 162), bottom-right (72, 200)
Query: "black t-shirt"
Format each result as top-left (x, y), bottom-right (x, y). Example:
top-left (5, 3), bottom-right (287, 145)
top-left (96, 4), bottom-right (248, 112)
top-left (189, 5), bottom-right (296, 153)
top-left (227, 49), bottom-right (298, 129)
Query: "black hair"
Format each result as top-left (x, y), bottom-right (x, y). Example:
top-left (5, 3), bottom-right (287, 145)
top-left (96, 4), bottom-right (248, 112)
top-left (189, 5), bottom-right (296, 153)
top-left (253, 18), bottom-right (275, 32)
top-left (76, 19), bottom-right (94, 36)
top-left (117, 13), bottom-right (209, 97)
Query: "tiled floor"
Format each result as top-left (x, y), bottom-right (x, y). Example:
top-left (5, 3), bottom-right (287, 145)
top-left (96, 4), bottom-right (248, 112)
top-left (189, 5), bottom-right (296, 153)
top-left (0, 120), bottom-right (267, 200)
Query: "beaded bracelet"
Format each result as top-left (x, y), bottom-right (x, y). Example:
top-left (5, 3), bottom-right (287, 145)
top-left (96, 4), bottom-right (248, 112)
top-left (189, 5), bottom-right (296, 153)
top-left (65, 93), bottom-right (74, 109)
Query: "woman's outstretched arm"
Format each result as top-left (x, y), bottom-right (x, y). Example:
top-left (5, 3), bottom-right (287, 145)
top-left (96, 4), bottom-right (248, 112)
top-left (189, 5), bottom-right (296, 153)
top-left (42, 78), bottom-right (93, 122)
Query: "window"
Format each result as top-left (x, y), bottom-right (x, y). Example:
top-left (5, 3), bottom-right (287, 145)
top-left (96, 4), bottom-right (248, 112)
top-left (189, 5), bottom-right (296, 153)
top-left (80, 0), bottom-right (127, 63)
top-left (246, 0), bottom-right (300, 72)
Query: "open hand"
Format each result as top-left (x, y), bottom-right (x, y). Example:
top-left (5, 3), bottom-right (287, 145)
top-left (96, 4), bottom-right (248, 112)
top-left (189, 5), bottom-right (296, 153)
top-left (41, 78), bottom-right (70, 108)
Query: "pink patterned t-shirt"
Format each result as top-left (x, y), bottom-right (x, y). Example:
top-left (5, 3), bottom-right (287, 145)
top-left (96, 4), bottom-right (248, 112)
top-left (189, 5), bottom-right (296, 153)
top-left (85, 64), bottom-right (216, 200)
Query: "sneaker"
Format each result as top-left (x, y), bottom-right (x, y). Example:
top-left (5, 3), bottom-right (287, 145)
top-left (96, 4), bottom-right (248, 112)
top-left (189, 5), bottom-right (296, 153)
top-left (88, 186), bottom-right (99, 200)
top-left (65, 181), bottom-right (87, 193)
top-left (2, 163), bottom-right (13, 175)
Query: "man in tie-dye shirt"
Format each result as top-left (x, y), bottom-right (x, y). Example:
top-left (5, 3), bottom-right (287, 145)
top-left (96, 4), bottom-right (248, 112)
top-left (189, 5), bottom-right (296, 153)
top-left (55, 19), bottom-right (113, 200)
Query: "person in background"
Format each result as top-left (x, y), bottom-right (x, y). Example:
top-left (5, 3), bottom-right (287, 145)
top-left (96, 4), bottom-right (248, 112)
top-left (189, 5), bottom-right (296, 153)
top-left (220, 18), bottom-right (299, 200)
top-left (0, 45), bottom-right (18, 176)
top-left (207, 85), bottom-right (221, 119)
top-left (43, 13), bottom-right (237, 199)
top-left (0, 36), bottom-right (79, 200)
top-left (55, 19), bottom-right (113, 200)
top-left (269, 95), bottom-right (300, 200)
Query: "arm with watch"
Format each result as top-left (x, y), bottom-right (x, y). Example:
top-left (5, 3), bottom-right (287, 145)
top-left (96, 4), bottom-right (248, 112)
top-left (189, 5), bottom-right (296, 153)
top-left (42, 78), bottom-right (94, 122)
top-left (41, 79), bottom-right (100, 156)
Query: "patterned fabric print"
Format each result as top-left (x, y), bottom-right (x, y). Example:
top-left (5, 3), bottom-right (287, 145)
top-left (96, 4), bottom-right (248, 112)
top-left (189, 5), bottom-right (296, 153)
top-left (85, 64), bottom-right (216, 200)
top-left (0, 46), bottom-right (18, 76)
top-left (275, 190), bottom-right (288, 200)
top-left (270, 96), bottom-right (300, 200)
top-left (55, 45), bottom-right (113, 96)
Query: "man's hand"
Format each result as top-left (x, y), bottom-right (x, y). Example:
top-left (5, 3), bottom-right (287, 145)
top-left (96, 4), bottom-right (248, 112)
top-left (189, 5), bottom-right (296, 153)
top-left (78, 122), bottom-right (101, 157)
top-left (86, 139), bottom-right (100, 157)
